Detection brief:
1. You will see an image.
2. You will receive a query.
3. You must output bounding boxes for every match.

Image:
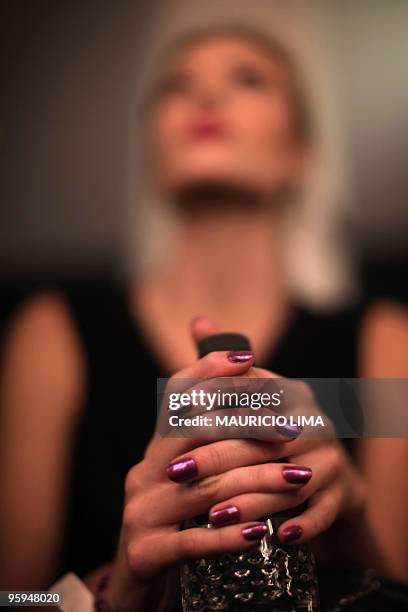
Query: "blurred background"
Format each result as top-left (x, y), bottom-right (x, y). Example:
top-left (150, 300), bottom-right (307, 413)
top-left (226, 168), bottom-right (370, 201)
top-left (1, 0), bottom-right (408, 331)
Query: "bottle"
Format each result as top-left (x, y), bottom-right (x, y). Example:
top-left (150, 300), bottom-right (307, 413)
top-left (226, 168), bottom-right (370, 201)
top-left (180, 333), bottom-right (320, 611)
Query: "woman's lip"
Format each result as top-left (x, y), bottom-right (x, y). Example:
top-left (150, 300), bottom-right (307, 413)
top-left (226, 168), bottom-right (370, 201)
top-left (189, 120), bottom-right (225, 140)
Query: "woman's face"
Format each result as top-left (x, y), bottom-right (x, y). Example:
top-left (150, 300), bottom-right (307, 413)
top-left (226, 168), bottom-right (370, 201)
top-left (148, 34), bottom-right (307, 199)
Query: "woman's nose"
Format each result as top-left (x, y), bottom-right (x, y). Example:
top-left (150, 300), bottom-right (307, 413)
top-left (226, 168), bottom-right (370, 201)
top-left (190, 81), bottom-right (225, 110)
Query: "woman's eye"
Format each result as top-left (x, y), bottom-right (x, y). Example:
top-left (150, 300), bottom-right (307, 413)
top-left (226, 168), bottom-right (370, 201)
top-left (233, 65), bottom-right (268, 89)
top-left (154, 73), bottom-right (191, 98)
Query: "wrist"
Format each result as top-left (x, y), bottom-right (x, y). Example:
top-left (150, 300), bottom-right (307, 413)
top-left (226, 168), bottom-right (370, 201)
top-left (95, 569), bottom-right (112, 612)
top-left (344, 471), bottom-right (368, 521)
top-left (101, 563), bottom-right (143, 612)
top-left (102, 554), bottom-right (165, 612)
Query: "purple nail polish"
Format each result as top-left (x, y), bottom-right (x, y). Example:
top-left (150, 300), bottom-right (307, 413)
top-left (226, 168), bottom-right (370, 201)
top-left (241, 523), bottom-right (268, 541)
top-left (281, 524), bottom-right (303, 543)
top-left (282, 466), bottom-right (312, 484)
top-left (275, 423), bottom-right (303, 439)
top-left (166, 457), bottom-right (198, 482)
top-left (209, 505), bottom-right (240, 527)
top-left (227, 350), bottom-right (254, 363)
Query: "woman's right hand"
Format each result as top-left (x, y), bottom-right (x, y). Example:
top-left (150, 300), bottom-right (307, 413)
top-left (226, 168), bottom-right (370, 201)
top-left (106, 348), bottom-right (256, 611)
top-left (105, 348), bottom-right (312, 611)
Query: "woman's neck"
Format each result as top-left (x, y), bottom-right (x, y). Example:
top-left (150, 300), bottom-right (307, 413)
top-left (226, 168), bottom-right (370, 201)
top-left (133, 202), bottom-right (293, 370)
top-left (183, 209), bottom-right (279, 281)
top-left (150, 205), bottom-right (289, 326)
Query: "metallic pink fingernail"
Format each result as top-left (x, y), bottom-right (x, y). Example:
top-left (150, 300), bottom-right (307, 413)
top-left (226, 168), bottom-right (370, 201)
top-left (209, 505), bottom-right (240, 527)
top-left (281, 524), bottom-right (303, 543)
top-left (166, 457), bottom-right (198, 482)
top-left (275, 423), bottom-right (303, 439)
top-left (282, 466), bottom-right (312, 484)
top-left (227, 350), bottom-right (254, 363)
top-left (241, 523), bottom-right (268, 541)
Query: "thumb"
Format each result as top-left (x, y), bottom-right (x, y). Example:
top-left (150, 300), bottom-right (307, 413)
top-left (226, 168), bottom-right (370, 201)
top-left (190, 316), bottom-right (220, 345)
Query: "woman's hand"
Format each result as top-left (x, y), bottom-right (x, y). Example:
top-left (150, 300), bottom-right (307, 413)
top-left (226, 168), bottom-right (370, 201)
top-left (200, 420), bottom-right (366, 545)
top-left (161, 381), bottom-right (366, 550)
top-left (104, 350), bottom-right (309, 611)
top-left (106, 332), bottom-right (367, 610)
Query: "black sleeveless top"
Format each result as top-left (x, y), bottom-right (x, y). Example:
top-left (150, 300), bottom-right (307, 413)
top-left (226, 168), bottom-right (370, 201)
top-left (54, 284), bottom-right (365, 582)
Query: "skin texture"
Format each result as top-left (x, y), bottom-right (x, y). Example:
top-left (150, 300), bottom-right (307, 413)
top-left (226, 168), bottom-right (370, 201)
top-left (0, 32), bottom-right (408, 612)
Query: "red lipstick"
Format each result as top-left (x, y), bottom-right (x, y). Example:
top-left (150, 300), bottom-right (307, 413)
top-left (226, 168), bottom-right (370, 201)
top-left (189, 115), bottom-right (225, 140)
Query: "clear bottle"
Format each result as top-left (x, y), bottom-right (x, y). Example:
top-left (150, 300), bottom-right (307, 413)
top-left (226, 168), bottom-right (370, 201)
top-left (180, 333), bottom-right (320, 611)
top-left (181, 509), bottom-right (319, 611)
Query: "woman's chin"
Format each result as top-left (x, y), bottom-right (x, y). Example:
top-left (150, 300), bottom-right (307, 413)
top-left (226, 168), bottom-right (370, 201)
top-left (159, 159), bottom-right (292, 202)
top-left (167, 176), bottom-right (271, 214)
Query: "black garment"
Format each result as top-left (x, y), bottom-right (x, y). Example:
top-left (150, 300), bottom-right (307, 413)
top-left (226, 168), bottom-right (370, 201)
top-left (55, 284), bottom-right (365, 581)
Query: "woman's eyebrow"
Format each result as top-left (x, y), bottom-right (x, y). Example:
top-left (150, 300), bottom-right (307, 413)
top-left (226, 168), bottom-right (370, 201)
top-left (231, 60), bottom-right (266, 70)
top-left (162, 64), bottom-right (195, 80)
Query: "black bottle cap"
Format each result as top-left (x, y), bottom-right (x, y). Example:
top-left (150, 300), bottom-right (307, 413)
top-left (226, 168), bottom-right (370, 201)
top-left (197, 332), bottom-right (252, 358)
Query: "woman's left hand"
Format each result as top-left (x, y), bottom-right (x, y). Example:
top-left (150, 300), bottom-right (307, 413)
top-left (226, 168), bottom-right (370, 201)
top-left (182, 319), bottom-right (368, 546)
top-left (189, 387), bottom-right (367, 545)
top-left (270, 430), bottom-right (367, 544)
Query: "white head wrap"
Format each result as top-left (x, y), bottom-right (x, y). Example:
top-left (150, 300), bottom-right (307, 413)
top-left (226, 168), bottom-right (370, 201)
top-left (121, 0), bottom-right (359, 311)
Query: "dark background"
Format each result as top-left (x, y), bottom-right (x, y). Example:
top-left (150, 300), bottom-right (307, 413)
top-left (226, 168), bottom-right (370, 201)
top-left (1, 0), bottom-right (407, 336)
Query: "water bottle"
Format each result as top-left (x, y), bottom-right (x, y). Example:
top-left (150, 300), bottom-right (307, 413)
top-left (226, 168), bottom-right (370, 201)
top-left (180, 333), bottom-right (320, 611)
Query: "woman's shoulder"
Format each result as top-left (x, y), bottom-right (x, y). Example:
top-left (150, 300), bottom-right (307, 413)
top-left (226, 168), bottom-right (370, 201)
top-left (1, 289), bottom-right (87, 422)
top-left (269, 297), bottom-right (408, 379)
top-left (2, 280), bottom-right (134, 365)
top-left (358, 298), bottom-right (408, 376)
top-left (4, 288), bottom-right (85, 370)
top-left (295, 296), bottom-right (408, 342)
top-left (298, 296), bottom-right (408, 376)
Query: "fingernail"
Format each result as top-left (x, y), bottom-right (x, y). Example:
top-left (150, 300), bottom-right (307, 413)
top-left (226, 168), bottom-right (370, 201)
top-left (241, 523), bottom-right (268, 541)
top-left (227, 350), bottom-right (254, 363)
top-left (275, 423), bottom-right (303, 439)
top-left (166, 457), bottom-right (198, 482)
top-left (282, 466), bottom-right (312, 484)
top-left (281, 524), bottom-right (303, 543)
top-left (209, 505), bottom-right (240, 527)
